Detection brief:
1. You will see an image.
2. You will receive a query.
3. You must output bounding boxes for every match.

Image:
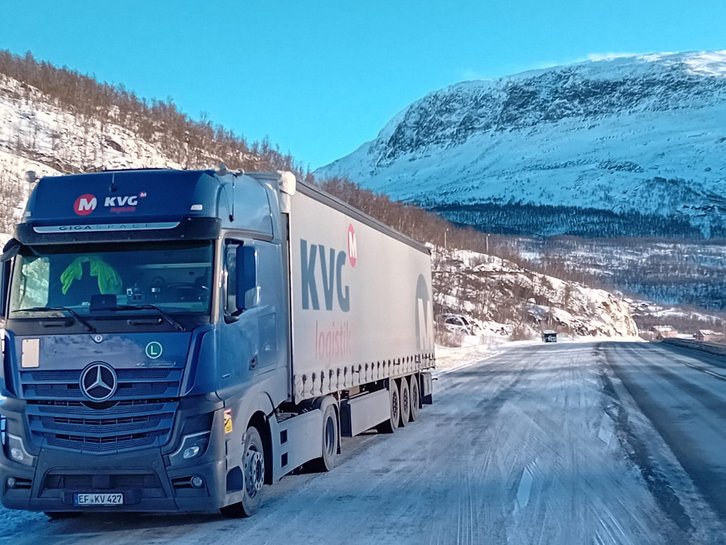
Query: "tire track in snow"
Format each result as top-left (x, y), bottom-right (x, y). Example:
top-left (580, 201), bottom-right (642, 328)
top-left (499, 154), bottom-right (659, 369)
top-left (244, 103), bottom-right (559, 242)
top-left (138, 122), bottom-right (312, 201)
top-left (499, 345), bottom-right (682, 545)
top-left (598, 362), bottom-right (694, 534)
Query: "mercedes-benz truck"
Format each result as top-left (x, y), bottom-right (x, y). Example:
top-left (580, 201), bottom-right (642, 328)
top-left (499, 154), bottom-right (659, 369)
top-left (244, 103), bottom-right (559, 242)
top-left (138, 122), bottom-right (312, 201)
top-left (0, 168), bottom-right (434, 516)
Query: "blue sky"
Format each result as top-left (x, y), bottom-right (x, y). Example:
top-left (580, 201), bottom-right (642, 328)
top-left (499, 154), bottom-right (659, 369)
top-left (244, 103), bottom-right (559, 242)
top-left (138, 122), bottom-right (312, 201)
top-left (1, 1), bottom-right (725, 169)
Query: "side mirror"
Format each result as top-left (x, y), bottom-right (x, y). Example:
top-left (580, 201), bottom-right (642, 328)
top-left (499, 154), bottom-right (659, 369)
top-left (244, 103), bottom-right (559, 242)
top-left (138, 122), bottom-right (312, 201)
top-left (235, 245), bottom-right (258, 313)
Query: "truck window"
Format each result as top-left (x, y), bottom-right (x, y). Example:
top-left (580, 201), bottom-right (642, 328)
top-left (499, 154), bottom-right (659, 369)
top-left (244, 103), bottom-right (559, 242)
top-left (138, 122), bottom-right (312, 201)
top-left (9, 255), bottom-right (50, 310)
top-left (224, 242), bottom-right (239, 314)
top-left (9, 242), bottom-right (213, 317)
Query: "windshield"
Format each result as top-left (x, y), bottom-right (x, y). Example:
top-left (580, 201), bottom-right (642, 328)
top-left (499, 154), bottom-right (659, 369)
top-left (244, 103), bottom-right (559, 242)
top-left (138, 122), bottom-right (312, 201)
top-left (9, 241), bottom-right (213, 318)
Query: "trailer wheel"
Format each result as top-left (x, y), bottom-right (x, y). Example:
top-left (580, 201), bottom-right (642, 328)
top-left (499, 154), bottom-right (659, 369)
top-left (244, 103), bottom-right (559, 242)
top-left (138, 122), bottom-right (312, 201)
top-left (376, 379), bottom-right (400, 433)
top-left (409, 374), bottom-right (420, 422)
top-left (398, 377), bottom-right (410, 427)
top-left (220, 426), bottom-right (265, 518)
top-left (309, 404), bottom-right (339, 472)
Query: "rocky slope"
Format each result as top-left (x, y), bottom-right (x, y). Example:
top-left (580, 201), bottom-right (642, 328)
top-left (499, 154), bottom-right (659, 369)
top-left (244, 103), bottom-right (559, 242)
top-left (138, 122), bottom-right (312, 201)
top-left (434, 248), bottom-right (638, 341)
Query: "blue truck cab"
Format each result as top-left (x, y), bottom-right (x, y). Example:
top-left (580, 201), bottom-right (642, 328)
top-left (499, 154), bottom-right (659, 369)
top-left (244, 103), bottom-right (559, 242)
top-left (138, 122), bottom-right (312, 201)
top-left (0, 167), bottom-right (435, 517)
top-left (0, 168), bottom-right (297, 515)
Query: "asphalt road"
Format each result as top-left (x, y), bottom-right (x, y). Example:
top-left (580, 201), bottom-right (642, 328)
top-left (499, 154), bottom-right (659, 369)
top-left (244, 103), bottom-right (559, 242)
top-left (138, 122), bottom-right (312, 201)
top-left (604, 342), bottom-right (726, 521)
top-left (1, 341), bottom-right (724, 545)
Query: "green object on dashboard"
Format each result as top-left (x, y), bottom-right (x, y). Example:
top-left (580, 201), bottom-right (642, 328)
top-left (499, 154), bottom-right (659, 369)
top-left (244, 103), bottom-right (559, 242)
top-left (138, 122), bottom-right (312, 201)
top-left (60, 256), bottom-right (123, 295)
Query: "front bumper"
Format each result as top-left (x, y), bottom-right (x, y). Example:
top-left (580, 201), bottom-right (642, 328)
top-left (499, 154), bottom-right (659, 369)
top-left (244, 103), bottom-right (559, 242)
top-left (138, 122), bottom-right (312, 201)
top-left (0, 402), bottom-right (234, 514)
top-left (1, 449), bottom-right (228, 513)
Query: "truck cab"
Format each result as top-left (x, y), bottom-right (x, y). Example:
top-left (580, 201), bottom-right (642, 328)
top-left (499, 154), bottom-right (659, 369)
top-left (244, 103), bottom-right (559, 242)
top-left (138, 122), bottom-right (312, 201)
top-left (0, 168), bottom-right (290, 514)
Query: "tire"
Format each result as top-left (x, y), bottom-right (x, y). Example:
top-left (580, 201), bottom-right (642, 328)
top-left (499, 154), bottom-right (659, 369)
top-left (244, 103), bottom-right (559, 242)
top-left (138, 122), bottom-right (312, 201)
top-left (409, 374), bottom-right (420, 422)
top-left (309, 404), bottom-right (339, 472)
top-left (220, 426), bottom-right (265, 518)
top-left (376, 379), bottom-right (400, 433)
top-left (398, 377), bottom-right (410, 427)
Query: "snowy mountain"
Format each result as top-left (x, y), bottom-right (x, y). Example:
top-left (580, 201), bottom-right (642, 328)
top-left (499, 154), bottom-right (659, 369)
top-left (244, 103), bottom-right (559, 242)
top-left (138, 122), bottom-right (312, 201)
top-left (316, 51), bottom-right (726, 238)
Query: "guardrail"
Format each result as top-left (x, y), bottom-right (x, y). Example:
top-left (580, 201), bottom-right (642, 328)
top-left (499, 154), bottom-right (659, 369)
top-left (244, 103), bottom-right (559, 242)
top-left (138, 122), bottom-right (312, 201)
top-left (661, 338), bottom-right (726, 357)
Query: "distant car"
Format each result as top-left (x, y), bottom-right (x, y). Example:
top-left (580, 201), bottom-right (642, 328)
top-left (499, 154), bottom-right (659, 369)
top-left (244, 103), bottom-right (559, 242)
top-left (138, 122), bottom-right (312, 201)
top-left (439, 314), bottom-right (479, 335)
top-left (542, 330), bottom-right (558, 343)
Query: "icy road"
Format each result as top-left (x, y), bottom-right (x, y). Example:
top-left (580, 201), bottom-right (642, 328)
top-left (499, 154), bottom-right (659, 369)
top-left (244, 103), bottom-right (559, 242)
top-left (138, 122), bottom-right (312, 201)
top-left (1, 341), bottom-right (724, 545)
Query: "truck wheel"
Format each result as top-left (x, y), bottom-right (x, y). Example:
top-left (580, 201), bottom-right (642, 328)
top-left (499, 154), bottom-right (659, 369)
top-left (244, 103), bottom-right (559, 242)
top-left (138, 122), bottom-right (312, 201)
top-left (376, 379), bottom-right (400, 433)
top-left (220, 426), bottom-right (265, 518)
top-left (409, 374), bottom-right (420, 422)
top-left (309, 404), bottom-right (339, 472)
top-left (398, 377), bottom-right (410, 427)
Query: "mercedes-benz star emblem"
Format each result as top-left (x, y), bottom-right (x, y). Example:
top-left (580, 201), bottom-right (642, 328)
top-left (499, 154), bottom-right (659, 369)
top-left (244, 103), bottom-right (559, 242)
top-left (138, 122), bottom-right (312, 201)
top-left (80, 362), bottom-right (118, 402)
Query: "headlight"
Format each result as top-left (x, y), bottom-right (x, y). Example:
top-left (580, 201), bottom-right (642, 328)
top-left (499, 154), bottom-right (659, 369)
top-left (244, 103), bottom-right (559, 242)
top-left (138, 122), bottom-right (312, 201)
top-left (5, 434), bottom-right (35, 466)
top-left (169, 432), bottom-right (210, 466)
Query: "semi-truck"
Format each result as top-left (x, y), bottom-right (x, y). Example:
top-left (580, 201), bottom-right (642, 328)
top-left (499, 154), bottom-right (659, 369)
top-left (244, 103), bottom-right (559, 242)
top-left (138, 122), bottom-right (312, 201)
top-left (0, 168), bottom-right (435, 517)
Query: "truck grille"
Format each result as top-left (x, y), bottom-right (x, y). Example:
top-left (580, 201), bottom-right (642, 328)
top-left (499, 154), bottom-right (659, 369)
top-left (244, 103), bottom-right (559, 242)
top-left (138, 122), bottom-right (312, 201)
top-left (21, 368), bottom-right (182, 454)
top-left (20, 368), bottom-right (182, 399)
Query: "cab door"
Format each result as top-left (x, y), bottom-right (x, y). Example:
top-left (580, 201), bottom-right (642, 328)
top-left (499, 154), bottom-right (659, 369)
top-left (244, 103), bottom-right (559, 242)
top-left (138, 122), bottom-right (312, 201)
top-left (217, 238), bottom-right (287, 397)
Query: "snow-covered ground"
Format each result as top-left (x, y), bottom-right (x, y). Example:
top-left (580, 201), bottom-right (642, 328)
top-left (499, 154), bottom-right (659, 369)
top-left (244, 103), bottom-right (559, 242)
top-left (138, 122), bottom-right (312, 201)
top-left (3, 337), bottom-right (722, 545)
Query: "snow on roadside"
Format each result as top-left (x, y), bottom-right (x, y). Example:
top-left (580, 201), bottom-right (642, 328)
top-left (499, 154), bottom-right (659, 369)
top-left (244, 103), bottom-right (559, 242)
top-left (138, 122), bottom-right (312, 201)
top-left (434, 335), bottom-right (644, 376)
top-left (434, 337), bottom-right (511, 375)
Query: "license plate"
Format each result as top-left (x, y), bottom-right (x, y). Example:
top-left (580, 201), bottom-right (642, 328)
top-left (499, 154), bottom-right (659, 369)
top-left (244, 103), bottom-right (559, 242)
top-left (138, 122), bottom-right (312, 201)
top-left (74, 493), bottom-right (124, 506)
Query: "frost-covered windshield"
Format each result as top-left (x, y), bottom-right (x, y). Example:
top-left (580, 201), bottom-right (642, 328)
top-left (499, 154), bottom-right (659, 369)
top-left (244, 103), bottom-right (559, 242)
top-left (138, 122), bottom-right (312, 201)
top-left (9, 241), bottom-right (213, 317)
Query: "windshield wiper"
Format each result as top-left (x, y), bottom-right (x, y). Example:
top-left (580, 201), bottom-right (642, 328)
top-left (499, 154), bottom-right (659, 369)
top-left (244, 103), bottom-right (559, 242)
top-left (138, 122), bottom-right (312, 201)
top-left (113, 304), bottom-right (185, 332)
top-left (12, 306), bottom-right (95, 333)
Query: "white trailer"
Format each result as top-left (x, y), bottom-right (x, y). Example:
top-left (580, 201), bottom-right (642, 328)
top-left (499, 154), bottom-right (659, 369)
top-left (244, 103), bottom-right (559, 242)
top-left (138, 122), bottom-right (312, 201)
top-left (287, 180), bottom-right (435, 428)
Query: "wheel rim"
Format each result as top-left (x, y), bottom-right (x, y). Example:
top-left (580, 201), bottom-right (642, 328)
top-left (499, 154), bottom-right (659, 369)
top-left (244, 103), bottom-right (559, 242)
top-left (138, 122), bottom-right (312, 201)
top-left (391, 390), bottom-right (399, 423)
top-left (244, 445), bottom-right (264, 497)
top-left (324, 415), bottom-right (336, 457)
top-left (401, 386), bottom-right (409, 421)
top-left (410, 377), bottom-right (419, 419)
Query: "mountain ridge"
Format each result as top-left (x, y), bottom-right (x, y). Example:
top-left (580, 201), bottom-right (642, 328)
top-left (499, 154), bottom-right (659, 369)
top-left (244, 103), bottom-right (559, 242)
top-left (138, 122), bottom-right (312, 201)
top-left (316, 51), bottom-right (726, 239)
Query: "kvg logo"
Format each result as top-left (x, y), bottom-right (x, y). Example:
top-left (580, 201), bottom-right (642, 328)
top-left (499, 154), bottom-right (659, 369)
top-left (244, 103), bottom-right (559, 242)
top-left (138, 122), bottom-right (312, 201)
top-left (73, 192), bottom-right (147, 216)
top-left (74, 194), bottom-right (98, 216)
top-left (347, 224), bottom-right (357, 268)
top-left (300, 239), bottom-right (350, 312)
